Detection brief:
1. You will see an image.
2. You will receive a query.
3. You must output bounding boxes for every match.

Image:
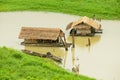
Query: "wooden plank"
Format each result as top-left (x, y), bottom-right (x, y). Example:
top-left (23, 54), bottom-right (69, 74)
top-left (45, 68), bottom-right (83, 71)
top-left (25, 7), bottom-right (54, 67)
top-left (59, 36), bottom-right (68, 51)
top-left (72, 29), bottom-right (75, 48)
top-left (22, 50), bottom-right (62, 62)
top-left (86, 38), bottom-right (91, 46)
top-left (63, 35), bottom-right (68, 51)
top-left (21, 42), bottom-right (72, 47)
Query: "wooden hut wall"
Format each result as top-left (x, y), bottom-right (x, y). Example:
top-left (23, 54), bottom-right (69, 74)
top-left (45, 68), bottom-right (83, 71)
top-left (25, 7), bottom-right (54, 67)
top-left (76, 24), bottom-right (91, 30)
top-left (24, 39), bottom-right (38, 44)
top-left (77, 29), bottom-right (91, 35)
top-left (24, 39), bottom-right (59, 44)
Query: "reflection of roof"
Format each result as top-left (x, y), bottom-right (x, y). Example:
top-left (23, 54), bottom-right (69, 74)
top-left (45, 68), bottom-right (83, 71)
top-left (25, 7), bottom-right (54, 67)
top-left (19, 27), bottom-right (64, 40)
top-left (66, 16), bottom-right (101, 30)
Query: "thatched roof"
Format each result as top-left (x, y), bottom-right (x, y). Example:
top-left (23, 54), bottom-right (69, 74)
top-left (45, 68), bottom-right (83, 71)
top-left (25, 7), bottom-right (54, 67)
top-left (19, 27), bottom-right (64, 40)
top-left (66, 16), bottom-right (101, 30)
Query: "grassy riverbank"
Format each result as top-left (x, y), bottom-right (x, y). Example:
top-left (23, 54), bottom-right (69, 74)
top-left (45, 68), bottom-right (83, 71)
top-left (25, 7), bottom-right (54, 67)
top-left (0, 47), bottom-right (95, 80)
top-left (0, 0), bottom-right (120, 20)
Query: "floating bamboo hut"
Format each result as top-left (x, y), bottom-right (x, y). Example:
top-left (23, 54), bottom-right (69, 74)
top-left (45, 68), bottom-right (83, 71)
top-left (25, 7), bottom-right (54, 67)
top-left (66, 16), bottom-right (102, 36)
top-left (19, 27), bottom-right (71, 50)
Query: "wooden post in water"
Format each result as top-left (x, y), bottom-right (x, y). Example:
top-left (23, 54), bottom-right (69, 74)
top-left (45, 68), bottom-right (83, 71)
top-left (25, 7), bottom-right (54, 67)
top-left (88, 38), bottom-right (91, 46)
top-left (63, 34), bottom-right (68, 51)
top-left (60, 36), bottom-right (68, 51)
top-left (72, 29), bottom-right (75, 48)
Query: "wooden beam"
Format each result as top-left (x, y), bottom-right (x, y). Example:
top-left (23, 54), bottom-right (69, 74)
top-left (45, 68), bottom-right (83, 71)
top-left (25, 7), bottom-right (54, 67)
top-left (59, 36), bottom-right (68, 51)
top-left (86, 38), bottom-right (91, 46)
top-left (88, 38), bottom-right (91, 46)
top-left (63, 34), bottom-right (68, 51)
top-left (22, 50), bottom-right (62, 62)
top-left (72, 29), bottom-right (75, 48)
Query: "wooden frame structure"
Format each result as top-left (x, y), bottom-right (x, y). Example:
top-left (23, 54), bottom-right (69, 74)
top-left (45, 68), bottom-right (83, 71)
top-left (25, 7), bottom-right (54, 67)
top-left (19, 27), bottom-right (71, 51)
top-left (66, 16), bottom-right (102, 36)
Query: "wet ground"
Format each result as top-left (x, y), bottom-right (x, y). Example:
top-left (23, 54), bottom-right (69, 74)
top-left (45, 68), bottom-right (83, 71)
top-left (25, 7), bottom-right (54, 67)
top-left (0, 12), bottom-right (120, 80)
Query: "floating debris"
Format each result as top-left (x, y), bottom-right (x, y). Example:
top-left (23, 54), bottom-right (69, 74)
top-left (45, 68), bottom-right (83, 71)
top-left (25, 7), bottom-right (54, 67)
top-left (22, 49), bottom-right (62, 63)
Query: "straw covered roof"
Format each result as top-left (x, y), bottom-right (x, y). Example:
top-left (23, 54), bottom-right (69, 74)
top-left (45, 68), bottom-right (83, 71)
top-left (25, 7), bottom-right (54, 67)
top-left (19, 27), bottom-right (64, 40)
top-left (66, 16), bottom-right (101, 30)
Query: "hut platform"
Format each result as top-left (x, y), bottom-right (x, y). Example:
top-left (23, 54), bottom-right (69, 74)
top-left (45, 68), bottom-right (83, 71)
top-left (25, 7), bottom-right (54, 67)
top-left (21, 42), bottom-right (72, 47)
top-left (21, 49), bottom-right (62, 62)
top-left (70, 33), bottom-right (95, 36)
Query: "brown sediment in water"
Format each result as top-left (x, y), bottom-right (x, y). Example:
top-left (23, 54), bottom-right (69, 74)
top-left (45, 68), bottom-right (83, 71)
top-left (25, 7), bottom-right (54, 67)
top-left (0, 12), bottom-right (120, 80)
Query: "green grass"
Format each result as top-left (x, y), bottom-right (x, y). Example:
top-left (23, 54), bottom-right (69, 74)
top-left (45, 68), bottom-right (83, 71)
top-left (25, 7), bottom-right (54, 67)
top-left (0, 46), bottom-right (95, 80)
top-left (0, 0), bottom-right (120, 20)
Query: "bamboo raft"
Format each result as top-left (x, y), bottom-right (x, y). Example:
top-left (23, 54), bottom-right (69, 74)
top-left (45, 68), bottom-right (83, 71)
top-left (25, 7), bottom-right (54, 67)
top-left (21, 42), bottom-right (72, 47)
top-left (22, 49), bottom-right (62, 62)
top-left (69, 29), bottom-right (102, 36)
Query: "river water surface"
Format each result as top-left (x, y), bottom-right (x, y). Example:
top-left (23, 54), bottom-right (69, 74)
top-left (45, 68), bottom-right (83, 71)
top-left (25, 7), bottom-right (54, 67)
top-left (0, 12), bottom-right (120, 80)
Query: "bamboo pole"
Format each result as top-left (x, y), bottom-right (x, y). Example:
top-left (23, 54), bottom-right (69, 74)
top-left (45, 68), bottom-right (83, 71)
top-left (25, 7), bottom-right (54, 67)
top-left (86, 38), bottom-right (91, 46)
top-left (63, 34), bottom-right (68, 51)
top-left (72, 29), bottom-right (75, 48)
top-left (59, 36), bottom-right (68, 51)
top-left (88, 38), bottom-right (91, 46)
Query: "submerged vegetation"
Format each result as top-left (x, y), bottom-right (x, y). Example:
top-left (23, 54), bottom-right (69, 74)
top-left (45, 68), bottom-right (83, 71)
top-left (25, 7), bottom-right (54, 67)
top-left (0, 47), bottom-right (95, 80)
top-left (0, 0), bottom-right (120, 20)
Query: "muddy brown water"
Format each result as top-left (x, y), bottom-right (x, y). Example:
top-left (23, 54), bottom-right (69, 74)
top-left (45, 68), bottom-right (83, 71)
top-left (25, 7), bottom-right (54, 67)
top-left (0, 12), bottom-right (120, 80)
